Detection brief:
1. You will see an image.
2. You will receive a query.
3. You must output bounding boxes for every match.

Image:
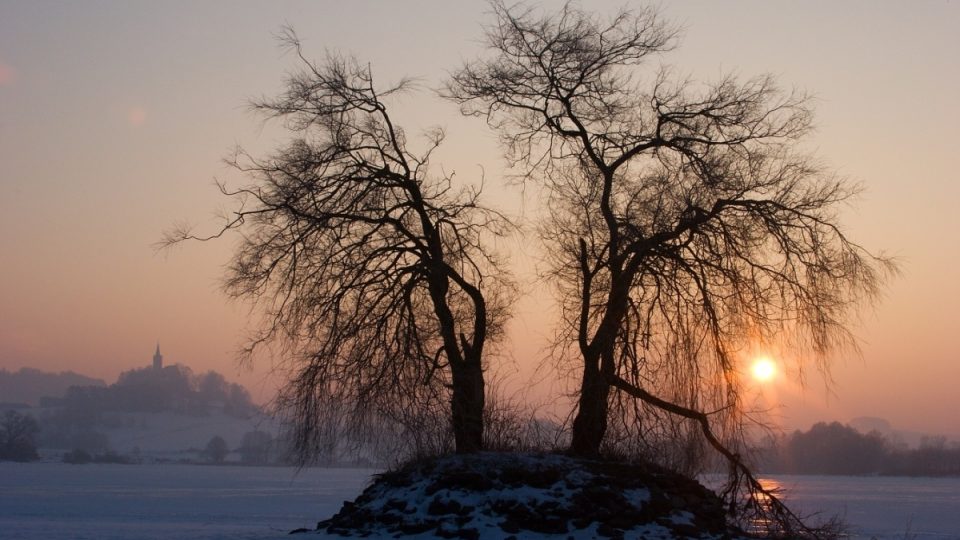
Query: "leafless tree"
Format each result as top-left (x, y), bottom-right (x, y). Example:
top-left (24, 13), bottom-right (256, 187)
top-left (165, 30), bottom-right (512, 456)
top-left (448, 2), bottom-right (891, 534)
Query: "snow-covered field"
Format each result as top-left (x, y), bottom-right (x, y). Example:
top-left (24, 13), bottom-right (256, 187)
top-left (0, 462), bottom-right (375, 540)
top-left (1, 462), bottom-right (958, 539)
top-left (761, 475), bottom-right (960, 539)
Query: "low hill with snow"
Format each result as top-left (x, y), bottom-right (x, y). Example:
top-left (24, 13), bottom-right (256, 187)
top-left (311, 452), bottom-right (751, 539)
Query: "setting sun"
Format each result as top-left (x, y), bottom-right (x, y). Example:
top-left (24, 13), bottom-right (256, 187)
top-left (750, 357), bottom-right (777, 382)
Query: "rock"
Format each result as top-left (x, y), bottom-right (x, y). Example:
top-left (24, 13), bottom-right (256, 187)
top-left (398, 520), bottom-right (436, 535)
top-left (596, 522), bottom-right (625, 538)
top-left (427, 497), bottom-right (465, 516)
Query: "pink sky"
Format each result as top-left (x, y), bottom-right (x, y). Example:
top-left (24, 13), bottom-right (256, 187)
top-left (1, 1), bottom-right (957, 436)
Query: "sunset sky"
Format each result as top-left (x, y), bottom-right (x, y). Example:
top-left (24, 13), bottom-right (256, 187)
top-left (1, 1), bottom-right (957, 437)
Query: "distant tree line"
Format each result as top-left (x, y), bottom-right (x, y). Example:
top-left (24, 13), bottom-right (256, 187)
top-left (756, 422), bottom-right (960, 477)
top-left (61, 448), bottom-right (133, 465)
top-left (197, 431), bottom-right (305, 466)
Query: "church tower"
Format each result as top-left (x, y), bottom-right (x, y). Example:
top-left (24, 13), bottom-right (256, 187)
top-left (153, 343), bottom-right (163, 370)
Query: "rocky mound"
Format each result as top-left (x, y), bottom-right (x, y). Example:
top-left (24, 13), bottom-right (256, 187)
top-left (305, 452), bottom-right (751, 539)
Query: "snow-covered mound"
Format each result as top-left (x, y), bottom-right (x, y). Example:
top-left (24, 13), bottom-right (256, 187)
top-left (307, 452), bottom-right (749, 539)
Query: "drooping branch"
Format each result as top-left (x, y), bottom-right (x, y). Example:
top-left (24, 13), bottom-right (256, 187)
top-left (607, 374), bottom-right (832, 537)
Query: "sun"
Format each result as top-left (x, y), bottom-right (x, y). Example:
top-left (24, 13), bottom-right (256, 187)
top-left (750, 356), bottom-right (777, 383)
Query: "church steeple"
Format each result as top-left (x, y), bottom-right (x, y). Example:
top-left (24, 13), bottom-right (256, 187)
top-left (153, 343), bottom-right (163, 370)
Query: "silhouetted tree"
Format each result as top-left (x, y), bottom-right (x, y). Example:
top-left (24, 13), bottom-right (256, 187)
top-left (165, 30), bottom-right (512, 456)
top-left (0, 410), bottom-right (40, 461)
top-left (786, 422), bottom-right (886, 475)
top-left (203, 435), bottom-right (229, 464)
top-left (907, 436), bottom-right (960, 476)
top-left (449, 2), bottom-right (890, 535)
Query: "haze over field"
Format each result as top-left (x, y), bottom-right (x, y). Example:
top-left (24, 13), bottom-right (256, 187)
top-left (1, 1), bottom-right (958, 437)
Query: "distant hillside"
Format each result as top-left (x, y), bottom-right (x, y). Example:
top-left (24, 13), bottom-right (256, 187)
top-left (0, 367), bottom-right (105, 406)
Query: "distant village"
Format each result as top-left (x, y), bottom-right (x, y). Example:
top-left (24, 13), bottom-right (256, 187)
top-left (0, 345), bottom-right (293, 465)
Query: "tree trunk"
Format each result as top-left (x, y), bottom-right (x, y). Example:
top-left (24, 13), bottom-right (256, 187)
top-left (569, 362), bottom-right (610, 456)
top-left (450, 358), bottom-right (485, 453)
top-left (570, 277), bottom-right (629, 457)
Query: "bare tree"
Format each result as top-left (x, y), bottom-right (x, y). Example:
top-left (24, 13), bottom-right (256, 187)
top-left (0, 410), bottom-right (40, 462)
top-left (448, 2), bottom-right (891, 534)
top-left (202, 435), bottom-right (229, 464)
top-left (165, 31), bottom-right (511, 456)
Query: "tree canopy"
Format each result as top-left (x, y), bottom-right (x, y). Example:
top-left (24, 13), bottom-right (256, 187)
top-left (447, 1), bottom-right (891, 534)
top-left (166, 30), bottom-right (512, 456)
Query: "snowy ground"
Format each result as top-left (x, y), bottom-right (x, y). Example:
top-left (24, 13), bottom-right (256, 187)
top-left (2, 462), bottom-right (959, 539)
top-left (758, 475), bottom-right (960, 539)
top-left (0, 462), bottom-right (374, 540)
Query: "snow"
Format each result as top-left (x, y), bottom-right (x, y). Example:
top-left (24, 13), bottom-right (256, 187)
top-left (1, 462), bottom-right (959, 539)
top-left (759, 475), bottom-right (960, 540)
top-left (668, 510), bottom-right (696, 527)
top-left (0, 462), bottom-right (373, 540)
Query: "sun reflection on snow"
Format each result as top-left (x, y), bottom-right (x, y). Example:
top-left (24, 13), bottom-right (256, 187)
top-left (744, 478), bottom-right (784, 535)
